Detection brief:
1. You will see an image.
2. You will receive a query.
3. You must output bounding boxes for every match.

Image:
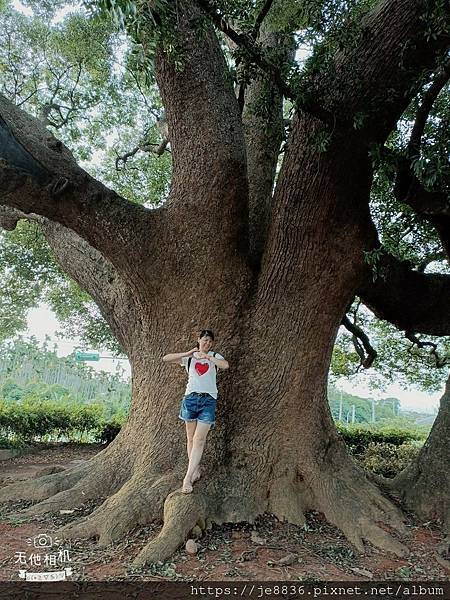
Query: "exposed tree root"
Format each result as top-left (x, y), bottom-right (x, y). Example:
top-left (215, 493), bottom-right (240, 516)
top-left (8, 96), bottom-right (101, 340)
top-left (59, 473), bottom-right (179, 546)
top-left (132, 489), bottom-right (208, 566)
top-left (389, 465), bottom-right (450, 534)
top-left (387, 406), bottom-right (450, 534)
top-left (268, 474), bottom-right (313, 527)
top-left (0, 450), bottom-right (133, 524)
top-left (0, 464), bottom-right (88, 503)
top-left (0, 446), bottom-right (413, 564)
top-left (399, 378), bottom-right (449, 531)
top-left (128, 465), bottom-right (409, 564)
top-left (313, 466), bottom-right (408, 557)
top-left (16, 456), bottom-right (131, 517)
top-left (20, 482), bottom-right (100, 517)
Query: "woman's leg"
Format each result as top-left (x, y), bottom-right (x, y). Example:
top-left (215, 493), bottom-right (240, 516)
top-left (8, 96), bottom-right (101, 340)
top-left (185, 421), bottom-right (202, 483)
top-left (182, 421), bottom-right (211, 493)
top-left (185, 421), bottom-right (197, 460)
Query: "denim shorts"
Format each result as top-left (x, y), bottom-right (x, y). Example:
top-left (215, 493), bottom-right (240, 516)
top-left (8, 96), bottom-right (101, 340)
top-left (179, 392), bottom-right (217, 426)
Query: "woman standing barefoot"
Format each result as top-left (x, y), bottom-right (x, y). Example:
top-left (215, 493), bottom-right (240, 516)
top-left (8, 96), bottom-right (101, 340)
top-left (163, 329), bottom-right (229, 493)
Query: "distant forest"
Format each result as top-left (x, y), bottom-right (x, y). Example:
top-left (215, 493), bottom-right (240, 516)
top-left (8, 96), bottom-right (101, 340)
top-left (0, 338), bottom-right (130, 417)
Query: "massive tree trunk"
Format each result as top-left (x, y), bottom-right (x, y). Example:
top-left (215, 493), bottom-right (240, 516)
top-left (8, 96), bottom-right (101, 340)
top-left (0, 0), bottom-right (449, 565)
top-left (390, 379), bottom-right (450, 533)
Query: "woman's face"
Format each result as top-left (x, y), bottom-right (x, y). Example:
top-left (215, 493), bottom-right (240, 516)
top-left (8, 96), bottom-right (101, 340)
top-left (198, 335), bottom-right (214, 354)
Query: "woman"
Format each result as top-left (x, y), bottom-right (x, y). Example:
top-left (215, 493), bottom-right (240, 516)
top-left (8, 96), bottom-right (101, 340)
top-left (162, 329), bottom-right (229, 493)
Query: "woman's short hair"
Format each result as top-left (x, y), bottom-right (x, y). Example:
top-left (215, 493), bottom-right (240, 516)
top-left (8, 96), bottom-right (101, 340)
top-left (199, 329), bottom-right (215, 340)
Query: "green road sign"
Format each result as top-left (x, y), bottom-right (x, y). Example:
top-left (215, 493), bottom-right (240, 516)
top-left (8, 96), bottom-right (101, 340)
top-left (75, 351), bottom-right (100, 362)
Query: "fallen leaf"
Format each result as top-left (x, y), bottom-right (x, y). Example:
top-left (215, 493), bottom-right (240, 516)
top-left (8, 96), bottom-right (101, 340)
top-left (350, 567), bottom-right (373, 578)
top-left (434, 553), bottom-right (450, 574)
top-left (251, 531), bottom-right (266, 545)
top-left (268, 554), bottom-right (298, 566)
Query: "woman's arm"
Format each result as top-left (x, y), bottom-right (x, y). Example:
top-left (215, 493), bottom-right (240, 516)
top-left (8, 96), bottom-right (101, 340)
top-left (212, 356), bottom-right (229, 369)
top-left (162, 348), bottom-right (197, 364)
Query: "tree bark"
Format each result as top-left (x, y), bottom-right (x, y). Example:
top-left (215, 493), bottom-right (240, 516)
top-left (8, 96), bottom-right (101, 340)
top-left (154, 0), bottom-right (249, 261)
top-left (0, 95), bottom-right (156, 279)
top-left (358, 253), bottom-right (450, 336)
top-left (390, 376), bottom-right (450, 531)
top-left (242, 27), bottom-right (294, 267)
top-left (0, 207), bottom-right (138, 353)
top-left (38, 219), bottom-right (138, 354)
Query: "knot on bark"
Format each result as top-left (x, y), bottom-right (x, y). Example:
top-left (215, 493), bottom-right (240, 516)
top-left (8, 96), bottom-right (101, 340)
top-left (46, 137), bottom-right (63, 153)
top-left (49, 177), bottom-right (70, 197)
top-left (0, 206), bottom-right (22, 231)
top-left (0, 215), bottom-right (19, 231)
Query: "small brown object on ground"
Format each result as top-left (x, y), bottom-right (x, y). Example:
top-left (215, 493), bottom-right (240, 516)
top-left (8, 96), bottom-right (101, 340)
top-left (185, 539), bottom-right (198, 554)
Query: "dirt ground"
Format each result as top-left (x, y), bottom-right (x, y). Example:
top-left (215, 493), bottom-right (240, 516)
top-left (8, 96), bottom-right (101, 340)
top-left (0, 443), bottom-right (449, 582)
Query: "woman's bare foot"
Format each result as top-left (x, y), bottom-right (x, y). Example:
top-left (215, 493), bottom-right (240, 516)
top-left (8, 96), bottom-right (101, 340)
top-left (182, 477), bottom-right (193, 494)
top-left (182, 469), bottom-right (201, 493)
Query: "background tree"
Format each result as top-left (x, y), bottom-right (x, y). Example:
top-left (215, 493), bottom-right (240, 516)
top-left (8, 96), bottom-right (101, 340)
top-left (0, 0), bottom-right (449, 564)
top-left (0, 336), bottom-right (131, 408)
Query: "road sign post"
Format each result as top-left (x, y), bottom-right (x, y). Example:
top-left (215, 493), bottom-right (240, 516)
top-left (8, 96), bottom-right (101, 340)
top-left (75, 351), bottom-right (100, 362)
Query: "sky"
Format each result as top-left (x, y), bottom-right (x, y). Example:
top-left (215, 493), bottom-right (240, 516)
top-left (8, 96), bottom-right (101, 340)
top-left (12, 0), bottom-right (76, 21)
top-left (26, 304), bottom-right (131, 380)
top-left (338, 379), bottom-right (441, 414)
top-left (25, 305), bottom-right (442, 414)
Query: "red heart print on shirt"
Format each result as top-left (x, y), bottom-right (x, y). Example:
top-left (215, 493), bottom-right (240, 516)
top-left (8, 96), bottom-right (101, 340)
top-left (195, 362), bottom-right (209, 376)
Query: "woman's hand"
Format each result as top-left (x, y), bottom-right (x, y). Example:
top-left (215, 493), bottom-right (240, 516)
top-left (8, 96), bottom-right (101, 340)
top-left (162, 348), bottom-right (198, 363)
top-left (195, 351), bottom-right (210, 360)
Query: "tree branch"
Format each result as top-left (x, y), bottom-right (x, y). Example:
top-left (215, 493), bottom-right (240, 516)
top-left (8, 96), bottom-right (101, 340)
top-left (394, 160), bottom-right (450, 219)
top-left (417, 250), bottom-right (447, 272)
top-left (394, 60), bottom-right (450, 207)
top-left (252, 0), bottom-right (275, 39)
top-left (0, 93), bottom-right (157, 277)
top-left (195, 0), bottom-right (294, 100)
top-left (196, 0), bottom-right (337, 124)
top-left (115, 113), bottom-right (171, 169)
top-left (358, 251), bottom-right (450, 337)
top-left (154, 0), bottom-right (248, 254)
top-left (405, 330), bottom-right (448, 368)
top-left (392, 60), bottom-right (450, 255)
top-left (393, 159), bottom-right (450, 260)
top-left (342, 314), bottom-right (378, 369)
top-left (260, 1), bottom-right (450, 307)
top-left (407, 58), bottom-right (450, 158)
top-left (243, 26), bottom-right (295, 268)
top-left (38, 219), bottom-right (138, 354)
top-left (0, 206), bottom-right (137, 353)
top-left (115, 139), bottom-right (169, 170)
top-left (313, 0), bottom-right (450, 143)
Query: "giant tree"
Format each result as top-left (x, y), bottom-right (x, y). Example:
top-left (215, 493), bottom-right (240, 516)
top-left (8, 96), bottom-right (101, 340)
top-left (0, 0), bottom-right (449, 564)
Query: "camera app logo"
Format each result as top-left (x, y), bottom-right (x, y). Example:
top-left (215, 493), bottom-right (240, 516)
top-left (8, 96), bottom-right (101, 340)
top-left (33, 534), bottom-right (53, 549)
